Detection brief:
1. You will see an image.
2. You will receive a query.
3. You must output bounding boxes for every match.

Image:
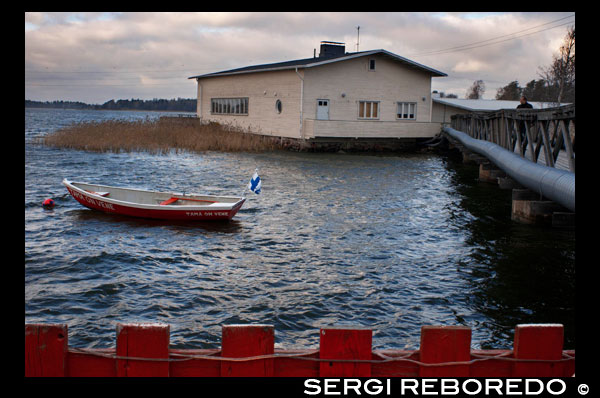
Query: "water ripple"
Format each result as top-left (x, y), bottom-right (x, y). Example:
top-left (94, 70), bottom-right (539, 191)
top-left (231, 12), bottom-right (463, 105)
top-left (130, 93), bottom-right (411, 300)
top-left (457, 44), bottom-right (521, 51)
top-left (25, 109), bottom-right (576, 350)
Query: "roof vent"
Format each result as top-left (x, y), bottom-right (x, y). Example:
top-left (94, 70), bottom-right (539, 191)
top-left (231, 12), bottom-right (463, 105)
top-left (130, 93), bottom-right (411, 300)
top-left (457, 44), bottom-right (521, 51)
top-left (318, 41), bottom-right (345, 59)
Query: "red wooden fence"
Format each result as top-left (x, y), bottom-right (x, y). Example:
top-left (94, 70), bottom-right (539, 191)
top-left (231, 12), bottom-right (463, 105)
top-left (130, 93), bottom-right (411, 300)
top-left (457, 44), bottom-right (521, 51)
top-left (25, 323), bottom-right (574, 377)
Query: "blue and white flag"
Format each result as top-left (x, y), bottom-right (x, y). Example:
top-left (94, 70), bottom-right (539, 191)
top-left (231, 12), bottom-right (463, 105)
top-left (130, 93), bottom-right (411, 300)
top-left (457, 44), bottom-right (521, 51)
top-left (248, 170), bottom-right (261, 194)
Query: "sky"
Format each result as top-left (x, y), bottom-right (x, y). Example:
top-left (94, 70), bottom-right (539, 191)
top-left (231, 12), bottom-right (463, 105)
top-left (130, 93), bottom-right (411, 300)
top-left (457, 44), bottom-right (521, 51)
top-left (25, 12), bottom-right (575, 104)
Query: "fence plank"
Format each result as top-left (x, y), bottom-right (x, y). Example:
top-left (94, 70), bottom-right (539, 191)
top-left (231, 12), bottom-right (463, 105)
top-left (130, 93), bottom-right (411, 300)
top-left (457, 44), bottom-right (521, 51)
top-left (221, 324), bottom-right (274, 376)
top-left (25, 324), bottom-right (68, 377)
top-left (116, 323), bottom-right (170, 377)
top-left (319, 328), bottom-right (372, 377)
top-left (23, 322), bottom-right (575, 377)
top-left (170, 349), bottom-right (221, 377)
top-left (513, 324), bottom-right (564, 377)
top-left (67, 348), bottom-right (117, 377)
top-left (419, 326), bottom-right (471, 377)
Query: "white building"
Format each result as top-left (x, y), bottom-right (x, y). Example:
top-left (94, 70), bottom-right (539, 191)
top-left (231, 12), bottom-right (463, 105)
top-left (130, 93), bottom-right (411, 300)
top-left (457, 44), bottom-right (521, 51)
top-left (189, 42), bottom-right (447, 144)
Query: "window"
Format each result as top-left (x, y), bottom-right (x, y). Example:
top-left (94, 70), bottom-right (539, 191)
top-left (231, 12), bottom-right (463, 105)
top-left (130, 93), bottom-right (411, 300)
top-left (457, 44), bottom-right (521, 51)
top-left (210, 98), bottom-right (248, 115)
top-left (396, 102), bottom-right (416, 120)
top-left (358, 101), bottom-right (379, 119)
top-left (369, 59), bottom-right (376, 71)
top-left (275, 99), bottom-right (282, 114)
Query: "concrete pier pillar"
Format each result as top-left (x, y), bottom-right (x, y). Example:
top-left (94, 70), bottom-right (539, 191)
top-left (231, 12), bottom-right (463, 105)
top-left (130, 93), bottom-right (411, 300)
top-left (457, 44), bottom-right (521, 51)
top-left (479, 163), bottom-right (506, 184)
top-left (552, 212), bottom-right (575, 228)
top-left (459, 147), bottom-right (475, 164)
top-left (511, 189), bottom-right (571, 226)
top-left (461, 152), bottom-right (487, 165)
top-left (498, 176), bottom-right (523, 190)
top-left (441, 130), bottom-right (574, 228)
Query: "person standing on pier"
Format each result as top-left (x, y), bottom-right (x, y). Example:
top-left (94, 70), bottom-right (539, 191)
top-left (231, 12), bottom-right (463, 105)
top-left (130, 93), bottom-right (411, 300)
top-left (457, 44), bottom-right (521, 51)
top-left (517, 96), bottom-right (533, 109)
top-left (516, 96), bottom-right (533, 152)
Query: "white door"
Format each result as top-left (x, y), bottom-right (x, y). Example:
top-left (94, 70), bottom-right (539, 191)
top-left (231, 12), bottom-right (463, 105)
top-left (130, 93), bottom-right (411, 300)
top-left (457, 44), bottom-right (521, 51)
top-left (316, 99), bottom-right (329, 120)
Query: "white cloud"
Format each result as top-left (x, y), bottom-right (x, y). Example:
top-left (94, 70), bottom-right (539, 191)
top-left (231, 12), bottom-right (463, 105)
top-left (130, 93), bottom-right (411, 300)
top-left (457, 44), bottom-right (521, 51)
top-left (452, 59), bottom-right (490, 74)
top-left (25, 11), bottom-right (574, 103)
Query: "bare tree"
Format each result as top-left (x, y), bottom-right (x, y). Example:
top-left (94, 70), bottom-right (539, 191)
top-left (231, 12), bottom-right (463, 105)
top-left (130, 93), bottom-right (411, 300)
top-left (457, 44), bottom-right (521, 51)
top-left (539, 26), bottom-right (575, 103)
top-left (466, 80), bottom-right (486, 99)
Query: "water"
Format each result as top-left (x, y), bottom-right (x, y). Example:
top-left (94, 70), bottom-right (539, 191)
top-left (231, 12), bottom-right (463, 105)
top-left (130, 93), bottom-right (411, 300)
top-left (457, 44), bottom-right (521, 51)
top-left (25, 108), bottom-right (575, 350)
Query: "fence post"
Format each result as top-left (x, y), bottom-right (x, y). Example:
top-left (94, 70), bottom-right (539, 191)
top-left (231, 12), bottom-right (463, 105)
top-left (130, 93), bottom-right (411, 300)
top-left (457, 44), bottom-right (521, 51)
top-left (419, 326), bottom-right (471, 377)
top-left (319, 327), bottom-right (372, 377)
top-left (221, 324), bottom-right (274, 376)
top-left (25, 324), bottom-right (68, 377)
top-left (116, 323), bottom-right (170, 377)
top-left (513, 324), bottom-right (564, 377)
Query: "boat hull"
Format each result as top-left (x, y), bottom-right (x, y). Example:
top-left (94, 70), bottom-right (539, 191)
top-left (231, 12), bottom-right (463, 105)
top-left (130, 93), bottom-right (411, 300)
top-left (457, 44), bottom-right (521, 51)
top-left (63, 179), bottom-right (245, 221)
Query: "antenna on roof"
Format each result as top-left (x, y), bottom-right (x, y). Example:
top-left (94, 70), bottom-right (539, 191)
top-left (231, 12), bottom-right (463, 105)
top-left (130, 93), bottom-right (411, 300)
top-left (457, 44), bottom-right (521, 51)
top-left (356, 26), bottom-right (360, 52)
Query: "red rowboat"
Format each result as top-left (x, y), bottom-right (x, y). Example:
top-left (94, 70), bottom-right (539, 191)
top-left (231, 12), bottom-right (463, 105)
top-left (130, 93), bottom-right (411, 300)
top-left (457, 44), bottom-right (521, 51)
top-left (63, 179), bottom-right (245, 221)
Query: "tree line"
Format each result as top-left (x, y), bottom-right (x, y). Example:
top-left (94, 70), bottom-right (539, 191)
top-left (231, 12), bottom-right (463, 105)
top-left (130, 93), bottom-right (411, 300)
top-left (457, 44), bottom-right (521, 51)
top-left (25, 97), bottom-right (197, 112)
top-left (459, 26), bottom-right (575, 104)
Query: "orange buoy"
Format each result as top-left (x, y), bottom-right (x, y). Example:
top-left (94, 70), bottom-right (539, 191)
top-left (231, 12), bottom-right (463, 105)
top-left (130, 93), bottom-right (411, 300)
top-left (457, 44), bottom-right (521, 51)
top-left (42, 198), bottom-right (55, 208)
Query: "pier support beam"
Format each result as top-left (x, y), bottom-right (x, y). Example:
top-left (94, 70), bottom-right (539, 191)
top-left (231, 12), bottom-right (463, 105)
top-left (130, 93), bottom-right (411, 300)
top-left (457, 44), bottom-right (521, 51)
top-left (479, 162), bottom-right (506, 184)
top-left (511, 189), bottom-right (574, 227)
top-left (498, 176), bottom-right (523, 190)
top-left (441, 130), bottom-right (574, 227)
top-left (552, 212), bottom-right (576, 228)
top-left (462, 151), bottom-right (488, 165)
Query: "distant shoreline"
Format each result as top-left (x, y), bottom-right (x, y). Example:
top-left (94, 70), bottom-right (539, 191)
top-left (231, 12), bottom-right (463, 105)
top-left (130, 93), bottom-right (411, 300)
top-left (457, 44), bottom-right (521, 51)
top-left (25, 98), bottom-right (197, 113)
top-left (25, 106), bottom-right (195, 114)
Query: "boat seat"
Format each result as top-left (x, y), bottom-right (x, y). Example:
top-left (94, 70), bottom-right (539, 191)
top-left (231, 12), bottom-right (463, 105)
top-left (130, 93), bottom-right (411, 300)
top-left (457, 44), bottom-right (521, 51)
top-left (159, 197), bottom-right (179, 205)
top-left (87, 190), bottom-right (110, 197)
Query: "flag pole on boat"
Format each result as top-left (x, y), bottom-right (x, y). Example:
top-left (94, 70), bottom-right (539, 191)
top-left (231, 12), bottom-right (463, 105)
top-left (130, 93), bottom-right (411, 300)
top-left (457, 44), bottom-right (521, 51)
top-left (243, 168), bottom-right (261, 197)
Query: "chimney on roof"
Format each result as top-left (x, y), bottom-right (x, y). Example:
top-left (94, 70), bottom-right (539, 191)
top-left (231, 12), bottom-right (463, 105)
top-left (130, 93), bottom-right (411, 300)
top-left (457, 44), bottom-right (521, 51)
top-left (319, 41), bottom-right (345, 58)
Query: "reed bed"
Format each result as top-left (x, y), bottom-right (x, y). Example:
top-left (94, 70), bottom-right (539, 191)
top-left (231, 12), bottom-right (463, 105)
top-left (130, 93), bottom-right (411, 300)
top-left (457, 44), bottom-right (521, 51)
top-left (41, 117), bottom-right (286, 153)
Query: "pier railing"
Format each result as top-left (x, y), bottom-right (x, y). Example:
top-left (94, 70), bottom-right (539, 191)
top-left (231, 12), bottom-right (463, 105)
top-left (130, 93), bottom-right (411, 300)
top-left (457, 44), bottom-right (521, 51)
top-left (450, 104), bottom-right (575, 172)
top-left (25, 323), bottom-right (574, 377)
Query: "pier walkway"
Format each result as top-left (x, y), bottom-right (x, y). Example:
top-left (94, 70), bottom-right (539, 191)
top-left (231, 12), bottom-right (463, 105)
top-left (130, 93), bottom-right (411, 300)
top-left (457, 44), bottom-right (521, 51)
top-left (440, 105), bottom-right (575, 226)
top-left (446, 104), bottom-right (575, 173)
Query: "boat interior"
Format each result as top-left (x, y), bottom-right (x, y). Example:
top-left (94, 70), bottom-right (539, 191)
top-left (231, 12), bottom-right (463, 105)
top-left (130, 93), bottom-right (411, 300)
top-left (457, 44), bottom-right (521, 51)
top-left (68, 181), bottom-right (241, 206)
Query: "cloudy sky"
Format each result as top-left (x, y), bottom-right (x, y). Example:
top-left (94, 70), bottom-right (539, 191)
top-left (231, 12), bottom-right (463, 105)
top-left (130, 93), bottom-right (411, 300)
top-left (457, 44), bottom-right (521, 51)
top-left (25, 12), bottom-right (575, 104)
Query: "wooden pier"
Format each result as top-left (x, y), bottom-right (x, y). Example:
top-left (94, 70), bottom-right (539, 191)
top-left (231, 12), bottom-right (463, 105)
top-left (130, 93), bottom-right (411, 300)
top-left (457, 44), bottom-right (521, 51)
top-left (448, 104), bottom-right (575, 173)
top-left (25, 323), bottom-right (574, 377)
top-left (443, 105), bottom-right (575, 227)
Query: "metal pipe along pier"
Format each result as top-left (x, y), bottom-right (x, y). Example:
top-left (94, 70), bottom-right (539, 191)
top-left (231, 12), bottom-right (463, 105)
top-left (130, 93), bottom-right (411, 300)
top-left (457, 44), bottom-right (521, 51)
top-left (442, 126), bottom-right (575, 212)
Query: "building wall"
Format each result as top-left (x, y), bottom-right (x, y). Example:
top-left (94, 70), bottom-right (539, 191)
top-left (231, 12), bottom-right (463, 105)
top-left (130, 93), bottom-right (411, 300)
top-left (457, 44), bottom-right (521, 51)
top-left (431, 102), bottom-right (472, 124)
top-left (305, 119), bottom-right (441, 138)
top-left (197, 69), bottom-right (302, 139)
top-left (196, 54), bottom-right (442, 139)
top-left (303, 54), bottom-right (434, 123)
top-left (302, 54), bottom-right (440, 138)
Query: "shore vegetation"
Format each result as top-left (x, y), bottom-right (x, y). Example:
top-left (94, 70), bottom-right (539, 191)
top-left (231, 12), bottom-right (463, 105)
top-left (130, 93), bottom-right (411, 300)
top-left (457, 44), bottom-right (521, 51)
top-left (40, 117), bottom-right (286, 153)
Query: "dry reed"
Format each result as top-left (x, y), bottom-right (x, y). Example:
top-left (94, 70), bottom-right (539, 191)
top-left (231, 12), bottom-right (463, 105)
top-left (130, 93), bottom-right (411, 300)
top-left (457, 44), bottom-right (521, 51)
top-left (41, 117), bottom-right (286, 154)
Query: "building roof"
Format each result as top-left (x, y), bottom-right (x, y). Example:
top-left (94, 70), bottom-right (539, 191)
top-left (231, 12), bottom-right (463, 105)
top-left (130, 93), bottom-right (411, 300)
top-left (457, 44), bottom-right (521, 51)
top-left (432, 97), bottom-right (571, 111)
top-left (188, 49), bottom-right (447, 80)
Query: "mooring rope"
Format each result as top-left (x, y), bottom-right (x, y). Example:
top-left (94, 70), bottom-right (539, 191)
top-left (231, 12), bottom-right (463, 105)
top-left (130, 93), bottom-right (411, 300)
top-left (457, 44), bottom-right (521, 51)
top-left (67, 347), bottom-right (574, 366)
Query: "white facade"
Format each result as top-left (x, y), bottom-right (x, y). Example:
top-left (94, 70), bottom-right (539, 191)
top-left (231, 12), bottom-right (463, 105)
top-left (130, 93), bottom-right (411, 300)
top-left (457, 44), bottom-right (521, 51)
top-left (191, 47), bottom-right (447, 140)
